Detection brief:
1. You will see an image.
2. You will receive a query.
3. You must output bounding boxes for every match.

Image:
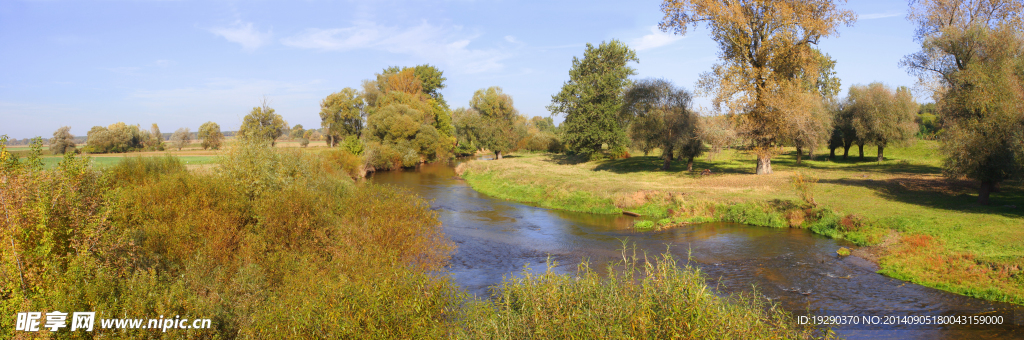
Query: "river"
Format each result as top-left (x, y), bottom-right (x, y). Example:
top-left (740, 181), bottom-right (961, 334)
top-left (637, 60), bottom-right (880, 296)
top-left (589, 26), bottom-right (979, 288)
top-left (369, 160), bottom-right (1023, 339)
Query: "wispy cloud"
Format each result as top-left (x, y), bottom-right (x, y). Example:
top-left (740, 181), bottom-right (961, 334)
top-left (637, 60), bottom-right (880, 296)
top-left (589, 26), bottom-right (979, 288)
top-left (860, 11), bottom-right (903, 20)
top-left (631, 26), bottom-right (683, 51)
top-left (209, 21), bottom-right (272, 51)
top-left (280, 21), bottom-right (509, 74)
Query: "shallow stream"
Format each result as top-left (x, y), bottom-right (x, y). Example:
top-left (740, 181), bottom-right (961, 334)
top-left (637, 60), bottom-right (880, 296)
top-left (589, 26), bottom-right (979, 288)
top-left (369, 161), bottom-right (1022, 339)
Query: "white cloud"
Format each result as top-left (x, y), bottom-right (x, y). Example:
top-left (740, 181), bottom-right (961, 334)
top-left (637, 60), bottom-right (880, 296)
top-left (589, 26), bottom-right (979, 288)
top-left (860, 11), bottom-right (903, 20)
top-left (504, 35), bottom-right (518, 44)
top-left (631, 26), bottom-right (683, 51)
top-left (209, 21), bottom-right (272, 51)
top-left (281, 21), bottom-right (508, 74)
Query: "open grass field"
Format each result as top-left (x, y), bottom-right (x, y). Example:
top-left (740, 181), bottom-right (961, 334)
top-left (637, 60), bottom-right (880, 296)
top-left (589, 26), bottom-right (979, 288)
top-left (461, 140), bottom-right (1024, 304)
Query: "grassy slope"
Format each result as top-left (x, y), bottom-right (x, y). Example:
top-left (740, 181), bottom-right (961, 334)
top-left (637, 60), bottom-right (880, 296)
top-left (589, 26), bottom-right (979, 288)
top-left (462, 141), bottom-right (1024, 304)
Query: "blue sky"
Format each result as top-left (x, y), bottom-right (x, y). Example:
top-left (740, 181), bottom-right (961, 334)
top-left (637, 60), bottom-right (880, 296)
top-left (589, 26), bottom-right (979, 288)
top-left (1, 0), bottom-right (919, 139)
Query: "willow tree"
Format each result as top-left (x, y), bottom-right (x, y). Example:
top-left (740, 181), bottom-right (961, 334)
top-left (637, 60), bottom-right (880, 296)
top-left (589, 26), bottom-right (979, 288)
top-left (623, 79), bottom-right (703, 171)
top-left (470, 87), bottom-right (525, 160)
top-left (49, 126), bottom-right (76, 154)
top-left (902, 0), bottom-right (1024, 204)
top-left (845, 83), bottom-right (918, 162)
top-left (198, 121), bottom-right (224, 150)
top-left (239, 99), bottom-right (286, 146)
top-left (660, 0), bottom-right (854, 174)
top-left (320, 88), bottom-right (364, 147)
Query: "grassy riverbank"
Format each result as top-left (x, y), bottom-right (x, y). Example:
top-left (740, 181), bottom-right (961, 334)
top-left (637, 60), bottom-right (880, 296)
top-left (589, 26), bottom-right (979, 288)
top-left (460, 141), bottom-right (1024, 305)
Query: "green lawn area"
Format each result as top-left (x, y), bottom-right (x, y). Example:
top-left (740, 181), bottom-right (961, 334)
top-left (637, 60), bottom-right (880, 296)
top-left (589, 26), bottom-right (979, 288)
top-left (462, 140), bottom-right (1024, 304)
top-left (40, 154), bottom-right (218, 170)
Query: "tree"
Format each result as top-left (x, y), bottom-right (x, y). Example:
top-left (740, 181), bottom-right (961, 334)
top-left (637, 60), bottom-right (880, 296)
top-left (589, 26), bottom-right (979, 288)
top-left (660, 0), bottom-right (855, 174)
top-left (827, 103), bottom-right (858, 160)
top-left (453, 107), bottom-right (485, 156)
top-left (320, 88), bottom-right (364, 147)
top-left (84, 122), bottom-right (147, 153)
top-left (902, 0), bottom-right (1024, 204)
top-left (171, 128), bottom-right (191, 151)
top-left (622, 79), bottom-right (704, 170)
top-left (198, 121), bottom-right (224, 150)
top-left (49, 126), bottom-right (76, 154)
top-left (548, 40), bottom-right (638, 157)
top-left (470, 87), bottom-right (525, 159)
top-left (845, 83), bottom-right (919, 162)
top-left (698, 115), bottom-right (737, 161)
top-left (150, 123), bottom-right (164, 151)
top-left (239, 99), bottom-right (286, 146)
top-left (290, 124), bottom-right (306, 140)
top-left (363, 66), bottom-right (456, 168)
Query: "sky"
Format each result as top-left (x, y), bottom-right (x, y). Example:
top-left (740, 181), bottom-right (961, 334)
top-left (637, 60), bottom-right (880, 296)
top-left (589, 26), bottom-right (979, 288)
top-left (0, 0), bottom-right (921, 139)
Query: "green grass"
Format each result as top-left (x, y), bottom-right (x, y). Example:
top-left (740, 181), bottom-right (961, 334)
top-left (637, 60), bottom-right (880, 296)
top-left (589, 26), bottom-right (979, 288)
top-left (462, 140), bottom-right (1024, 305)
top-left (38, 154), bottom-right (217, 170)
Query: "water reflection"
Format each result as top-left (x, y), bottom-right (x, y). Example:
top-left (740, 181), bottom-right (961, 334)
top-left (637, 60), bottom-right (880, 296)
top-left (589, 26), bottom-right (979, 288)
top-left (368, 161), bottom-right (1023, 339)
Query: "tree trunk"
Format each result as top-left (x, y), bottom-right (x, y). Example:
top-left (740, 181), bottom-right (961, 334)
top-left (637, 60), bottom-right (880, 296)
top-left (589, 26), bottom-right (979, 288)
top-left (796, 146), bottom-right (803, 165)
top-left (755, 155), bottom-right (773, 175)
top-left (877, 145), bottom-right (885, 162)
top-left (978, 180), bottom-right (996, 205)
top-left (808, 146), bottom-right (815, 161)
top-left (687, 156), bottom-right (694, 171)
top-left (842, 140), bottom-right (853, 160)
top-left (857, 143), bottom-right (865, 161)
top-left (495, 150), bottom-right (502, 160)
top-left (829, 147), bottom-right (836, 161)
top-left (662, 146), bottom-right (673, 171)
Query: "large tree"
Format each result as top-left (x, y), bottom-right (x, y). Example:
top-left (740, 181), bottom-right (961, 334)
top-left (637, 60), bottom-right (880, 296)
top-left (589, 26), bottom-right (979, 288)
top-left (470, 87), bottom-right (525, 160)
top-left (902, 0), bottom-right (1024, 204)
top-left (239, 100), bottom-right (286, 146)
top-left (170, 128), bottom-right (191, 151)
top-left (320, 88), bottom-right (365, 147)
top-left (622, 79), bottom-right (704, 171)
top-left (198, 121), bottom-right (224, 150)
top-left (49, 126), bottom-right (76, 155)
top-left (659, 0), bottom-right (855, 174)
top-left (845, 83), bottom-right (919, 162)
top-left (548, 40), bottom-right (638, 157)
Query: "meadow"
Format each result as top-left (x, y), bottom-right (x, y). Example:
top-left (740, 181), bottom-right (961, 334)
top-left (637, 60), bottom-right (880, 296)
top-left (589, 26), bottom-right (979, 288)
top-left (460, 140), bottom-right (1024, 305)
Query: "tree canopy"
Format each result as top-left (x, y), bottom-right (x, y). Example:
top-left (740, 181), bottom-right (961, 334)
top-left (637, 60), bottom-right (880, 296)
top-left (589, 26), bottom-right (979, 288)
top-left (659, 0), bottom-right (855, 174)
top-left (239, 100), bottom-right (286, 146)
top-left (320, 87), bottom-right (365, 147)
top-left (845, 83), bottom-right (919, 162)
top-left (623, 79), bottom-right (704, 170)
top-left (199, 121), bottom-right (224, 150)
top-left (49, 126), bottom-right (76, 155)
top-left (548, 40), bottom-right (638, 157)
top-left (470, 87), bottom-right (525, 159)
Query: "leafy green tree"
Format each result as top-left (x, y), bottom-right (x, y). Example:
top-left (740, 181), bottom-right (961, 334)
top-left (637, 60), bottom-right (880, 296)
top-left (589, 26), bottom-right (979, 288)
top-left (902, 0), bottom-right (1024, 204)
top-left (199, 121), bottom-right (225, 150)
top-left (548, 40), bottom-right (638, 157)
top-left (827, 103), bottom-right (858, 160)
top-left (916, 103), bottom-right (940, 138)
top-left (471, 87), bottom-right (525, 159)
top-left (84, 122), bottom-right (147, 153)
top-left (150, 123), bottom-right (164, 151)
top-left (49, 126), bottom-right (76, 155)
top-left (846, 83), bottom-right (919, 162)
top-left (622, 79), bottom-right (704, 170)
top-left (239, 100), bottom-right (286, 146)
top-left (171, 128), bottom-right (192, 151)
top-left (453, 107), bottom-right (485, 156)
top-left (320, 88), bottom-right (365, 147)
top-left (363, 67), bottom-right (456, 168)
top-left (697, 115), bottom-right (737, 161)
top-left (660, 0), bottom-right (855, 174)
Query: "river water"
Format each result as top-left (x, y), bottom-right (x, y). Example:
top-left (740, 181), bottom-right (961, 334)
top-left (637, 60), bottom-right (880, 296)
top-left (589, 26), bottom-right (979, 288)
top-left (369, 161), bottom-right (1023, 339)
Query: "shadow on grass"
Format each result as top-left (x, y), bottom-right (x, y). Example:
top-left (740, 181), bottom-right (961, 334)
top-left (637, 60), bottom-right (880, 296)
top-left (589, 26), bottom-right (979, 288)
top-left (773, 150), bottom-right (943, 175)
top-left (819, 177), bottom-right (1024, 218)
top-left (590, 156), bottom-right (755, 175)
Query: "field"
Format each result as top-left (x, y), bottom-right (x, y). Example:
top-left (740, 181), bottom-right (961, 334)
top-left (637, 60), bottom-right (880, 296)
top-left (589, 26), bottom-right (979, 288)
top-left (461, 140), bottom-right (1024, 304)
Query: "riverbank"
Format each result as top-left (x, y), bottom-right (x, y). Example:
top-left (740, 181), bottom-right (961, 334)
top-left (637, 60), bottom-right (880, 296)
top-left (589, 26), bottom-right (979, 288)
top-left (459, 142), bottom-right (1024, 305)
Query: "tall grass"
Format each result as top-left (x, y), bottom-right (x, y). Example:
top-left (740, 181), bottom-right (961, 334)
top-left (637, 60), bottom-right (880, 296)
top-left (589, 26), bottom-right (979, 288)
top-left (458, 249), bottom-right (831, 339)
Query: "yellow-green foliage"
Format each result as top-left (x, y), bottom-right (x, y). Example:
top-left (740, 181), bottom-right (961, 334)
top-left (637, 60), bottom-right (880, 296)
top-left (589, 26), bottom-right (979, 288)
top-left (457, 251), bottom-right (828, 339)
top-left (0, 142), bottom-right (460, 338)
